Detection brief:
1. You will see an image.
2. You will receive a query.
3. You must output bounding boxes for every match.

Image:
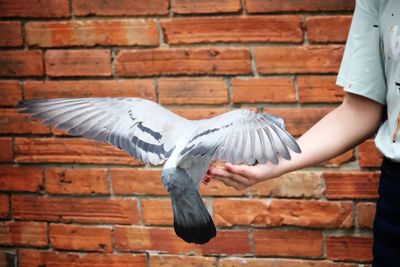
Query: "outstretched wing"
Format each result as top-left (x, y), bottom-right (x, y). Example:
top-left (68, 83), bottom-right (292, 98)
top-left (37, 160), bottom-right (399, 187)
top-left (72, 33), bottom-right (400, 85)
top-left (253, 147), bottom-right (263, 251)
top-left (178, 109), bottom-right (300, 166)
top-left (20, 98), bottom-right (190, 165)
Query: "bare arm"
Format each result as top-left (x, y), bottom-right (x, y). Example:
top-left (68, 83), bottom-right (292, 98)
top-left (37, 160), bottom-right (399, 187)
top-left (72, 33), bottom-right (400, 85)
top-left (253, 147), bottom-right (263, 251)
top-left (208, 93), bottom-right (384, 190)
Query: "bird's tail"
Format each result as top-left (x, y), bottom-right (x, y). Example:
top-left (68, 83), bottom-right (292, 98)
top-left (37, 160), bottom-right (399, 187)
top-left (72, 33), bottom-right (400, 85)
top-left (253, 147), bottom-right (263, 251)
top-left (170, 185), bottom-right (216, 244)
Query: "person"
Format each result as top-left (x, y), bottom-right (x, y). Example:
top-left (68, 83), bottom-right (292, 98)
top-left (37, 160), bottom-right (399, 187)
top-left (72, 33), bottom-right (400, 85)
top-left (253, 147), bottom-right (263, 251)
top-left (207, 0), bottom-right (400, 265)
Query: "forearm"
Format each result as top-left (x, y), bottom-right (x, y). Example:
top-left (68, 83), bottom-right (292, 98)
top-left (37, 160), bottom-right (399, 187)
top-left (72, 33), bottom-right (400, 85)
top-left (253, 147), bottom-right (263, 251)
top-left (273, 93), bottom-right (384, 177)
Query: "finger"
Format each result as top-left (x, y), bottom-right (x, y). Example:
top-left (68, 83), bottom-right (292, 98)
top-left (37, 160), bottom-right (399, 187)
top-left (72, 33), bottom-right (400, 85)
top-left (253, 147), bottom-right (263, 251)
top-left (225, 163), bottom-right (259, 179)
top-left (208, 167), bottom-right (232, 178)
top-left (216, 176), bottom-right (245, 191)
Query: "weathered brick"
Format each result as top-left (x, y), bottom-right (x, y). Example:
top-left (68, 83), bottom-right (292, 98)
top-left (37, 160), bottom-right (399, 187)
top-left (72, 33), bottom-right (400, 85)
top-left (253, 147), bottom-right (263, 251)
top-left (112, 168), bottom-right (166, 195)
top-left (50, 224), bottom-right (112, 252)
top-left (0, 22), bottom-right (22, 47)
top-left (26, 20), bottom-right (159, 47)
top-left (159, 78), bottom-right (228, 104)
top-left (12, 196), bottom-right (138, 224)
top-left (142, 199), bottom-right (173, 225)
top-left (325, 149), bottom-right (355, 167)
top-left (358, 139), bottom-right (383, 168)
top-left (0, 138), bottom-right (13, 162)
top-left (15, 138), bottom-right (142, 165)
top-left (254, 230), bottom-right (323, 257)
top-left (150, 255), bottom-right (217, 267)
top-left (73, 0), bottom-right (169, 16)
top-left (255, 46), bottom-right (344, 74)
top-left (200, 179), bottom-right (246, 196)
top-left (0, 195), bottom-right (9, 218)
top-left (0, 81), bottom-right (21, 106)
top-left (170, 107), bottom-right (231, 120)
top-left (0, 109), bottom-right (51, 134)
top-left (0, 50), bottom-right (43, 77)
top-left (266, 107), bottom-right (332, 136)
top-left (46, 168), bottom-right (108, 195)
top-left (307, 16), bottom-right (352, 43)
top-left (172, 0), bottom-right (241, 14)
top-left (327, 236), bottom-right (373, 261)
top-left (24, 80), bottom-right (156, 100)
top-left (0, 166), bottom-right (43, 192)
top-left (248, 171), bottom-right (322, 198)
top-left (116, 48), bottom-right (251, 76)
top-left (298, 75), bottom-right (344, 103)
top-left (214, 199), bottom-right (353, 228)
top-left (324, 172), bottom-right (380, 199)
top-left (246, 0), bottom-right (355, 13)
top-left (0, 0), bottom-right (70, 18)
top-left (19, 250), bottom-right (147, 267)
top-left (45, 50), bottom-right (111, 77)
top-left (219, 258), bottom-right (358, 267)
top-left (115, 226), bottom-right (250, 255)
top-left (357, 202), bottom-right (376, 229)
top-left (0, 221), bottom-right (47, 247)
top-left (162, 16), bottom-right (303, 44)
top-left (232, 77), bottom-right (295, 103)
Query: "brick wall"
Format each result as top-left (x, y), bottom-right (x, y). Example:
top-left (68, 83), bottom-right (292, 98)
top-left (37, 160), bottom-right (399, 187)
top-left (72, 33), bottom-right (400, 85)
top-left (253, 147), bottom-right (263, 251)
top-left (0, 0), bottom-right (383, 266)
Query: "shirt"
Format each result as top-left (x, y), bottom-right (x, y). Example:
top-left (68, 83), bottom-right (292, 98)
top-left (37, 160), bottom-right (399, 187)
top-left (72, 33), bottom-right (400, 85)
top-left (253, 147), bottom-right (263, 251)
top-left (337, 0), bottom-right (400, 161)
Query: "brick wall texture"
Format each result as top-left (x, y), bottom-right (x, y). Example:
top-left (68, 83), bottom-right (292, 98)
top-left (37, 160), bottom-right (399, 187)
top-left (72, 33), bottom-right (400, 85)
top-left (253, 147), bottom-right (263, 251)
top-left (0, 0), bottom-right (382, 266)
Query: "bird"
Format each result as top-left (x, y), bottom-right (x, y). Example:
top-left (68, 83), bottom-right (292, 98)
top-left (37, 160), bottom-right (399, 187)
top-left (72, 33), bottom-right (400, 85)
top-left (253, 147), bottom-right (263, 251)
top-left (19, 97), bottom-right (301, 244)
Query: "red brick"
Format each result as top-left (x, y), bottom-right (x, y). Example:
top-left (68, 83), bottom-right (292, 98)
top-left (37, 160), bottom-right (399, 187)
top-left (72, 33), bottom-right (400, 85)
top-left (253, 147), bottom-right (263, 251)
top-left (254, 230), bottom-right (323, 257)
top-left (115, 226), bottom-right (250, 255)
top-left (159, 78), bottom-right (228, 104)
top-left (50, 224), bottom-right (112, 252)
top-left (151, 255), bottom-right (216, 266)
top-left (12, 195), bottom-right (138, 224)
top-left (219, 258), bottom-right (358, 267)
top-left (162, 16), bottom-right (303, 44)
top-left (324, 172), bottom-right (380, 199)
top-left (327, 236), bottom-right (373, 261)
top-left (307, 16), bottom-right (352, 43)
top-left (26, 20), bottom-right (159, 47)
top-left (170, 107), bottom-right (232, 120)
top-left (248, 171), bottom-right (322, 198)
top-left (142, 199), bottom-right (172, 225)
top-left (266, 107), bottom-right (332, 136)
top-left (0, 138), bottom-right (13, 162)
top-left (298, 75), bottom-right (344, 103)
top-left (0, 0), bottom-right (70, 18)
top-left (45, 50), bottom-right (111, 77)
top-left (172, 0), bottom-right (241, 14)
top-left (24, 80), bottom-right (156, 101)
top-left (325, 149), bottom-right (355, 167)
top-left (358, 139), bottom-right (383, 168)
top-left (19, 250), bottom-right (147, 267)
top-left (0, 109), bottom-right (51, 134)
top-left (116, 48), bottom-right (251, 76)
top-left (0, 166), bottom-right (43, 192)
top-left (200, 179), bottom-right (246, 196)
top-left (73, 0), bottom-right (168, 16)
top-left (214, 198), bottom-right (353, 228)
top-left (0, 50), bottom-right (43, 77)
top-left (0, 195), bottom-right (9, 218)
top-left (46, 168), bottom-right (108, 195)
top-left (112, 168), bottom-right (166, 195)
top-left (255, 46), bottom-right (344, 74)
top-left (0, 81), bottom-right (21, 106)
top-left (15, 138), bottom-right (143, 165)
top-left (232, 77), bottom-right (295, 103)
top-left (0, 22), bottom-right (22, 47)
top-left (0, 221), bottom-right (47, 247)
top-left (246, 0), bottom-right (355, 13)
top-left (357, 203), bottom-right (376, 229)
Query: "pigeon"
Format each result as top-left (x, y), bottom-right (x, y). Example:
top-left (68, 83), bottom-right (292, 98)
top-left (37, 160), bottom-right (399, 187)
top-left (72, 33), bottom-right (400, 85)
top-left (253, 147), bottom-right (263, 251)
top-left (19, 97), bottom-right (301, 244)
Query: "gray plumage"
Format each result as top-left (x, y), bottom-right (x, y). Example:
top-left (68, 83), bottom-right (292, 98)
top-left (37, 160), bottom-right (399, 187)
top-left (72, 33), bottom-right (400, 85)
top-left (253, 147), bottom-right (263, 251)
top-left (20, 97), bottom-right (301, 244)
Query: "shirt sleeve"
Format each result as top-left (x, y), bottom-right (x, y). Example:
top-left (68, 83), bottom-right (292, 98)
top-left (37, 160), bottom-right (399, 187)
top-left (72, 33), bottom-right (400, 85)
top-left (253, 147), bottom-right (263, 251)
top-left (336, 0), bottom-right (387, 105)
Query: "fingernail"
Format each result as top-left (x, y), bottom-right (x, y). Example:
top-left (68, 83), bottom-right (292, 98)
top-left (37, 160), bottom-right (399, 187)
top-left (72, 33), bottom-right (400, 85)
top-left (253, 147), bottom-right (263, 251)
top-left (225, 164), bottom-right (232, 172)
top-left (207, 170), bottom-right (211, 175)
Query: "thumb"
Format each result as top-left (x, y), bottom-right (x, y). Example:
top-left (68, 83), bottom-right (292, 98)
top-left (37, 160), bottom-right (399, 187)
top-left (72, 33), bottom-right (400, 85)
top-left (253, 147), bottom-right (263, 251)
top-left (225, 163), bottom-right (250, 177)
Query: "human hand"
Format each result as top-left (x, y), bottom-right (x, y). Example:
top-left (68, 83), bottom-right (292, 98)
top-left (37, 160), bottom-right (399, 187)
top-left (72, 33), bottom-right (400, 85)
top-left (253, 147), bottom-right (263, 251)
top-left (204, 161), bottom-right (282, 190)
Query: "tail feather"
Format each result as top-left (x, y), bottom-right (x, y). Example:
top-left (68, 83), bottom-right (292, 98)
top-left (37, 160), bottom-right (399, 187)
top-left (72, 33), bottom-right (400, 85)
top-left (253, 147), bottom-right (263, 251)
top-left (170, 186), bottom-right (216, 244)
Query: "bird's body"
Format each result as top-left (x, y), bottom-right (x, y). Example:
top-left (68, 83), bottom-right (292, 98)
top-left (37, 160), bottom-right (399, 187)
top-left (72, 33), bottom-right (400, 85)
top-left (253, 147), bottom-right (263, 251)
top-left (20, 97), bottom-right (301, 244)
